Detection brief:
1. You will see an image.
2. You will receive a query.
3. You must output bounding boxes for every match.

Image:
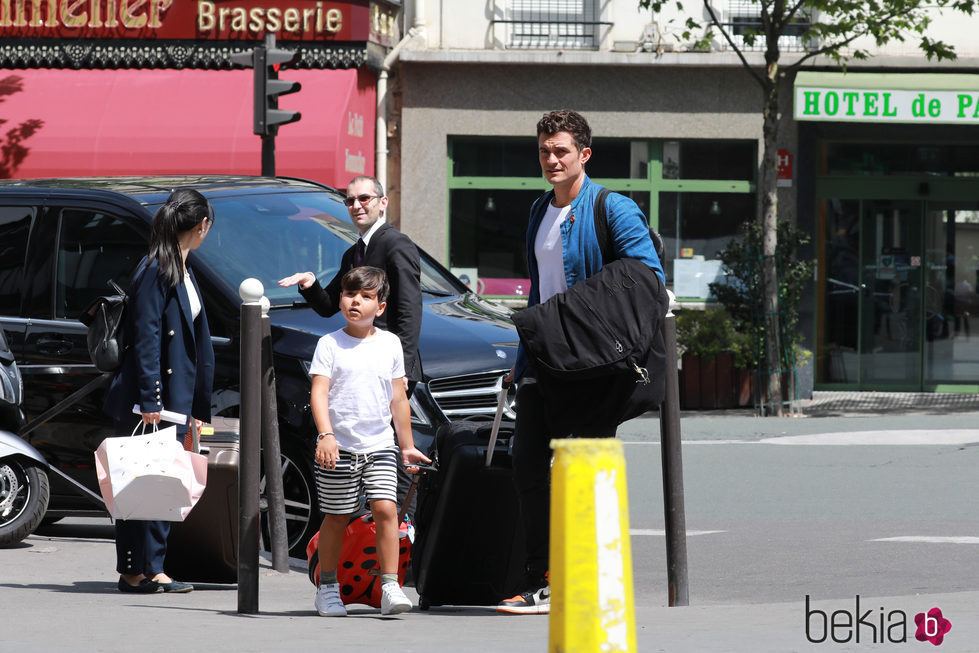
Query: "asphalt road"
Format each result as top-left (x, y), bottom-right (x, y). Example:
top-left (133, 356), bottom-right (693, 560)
top-left (2, 408), bottom-right (978, 652)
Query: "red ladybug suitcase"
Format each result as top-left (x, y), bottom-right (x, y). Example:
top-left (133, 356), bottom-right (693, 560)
top-left (305, 474), bottom-right (421, 608)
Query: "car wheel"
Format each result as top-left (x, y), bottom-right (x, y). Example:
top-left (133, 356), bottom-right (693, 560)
top-left (0, 458), bottom-right (50, 547)
top-left (260, 438), bottom-right (319, 559)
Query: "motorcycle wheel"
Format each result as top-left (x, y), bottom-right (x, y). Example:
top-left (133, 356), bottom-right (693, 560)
top-left (0, 458), bottom-right (50, 547)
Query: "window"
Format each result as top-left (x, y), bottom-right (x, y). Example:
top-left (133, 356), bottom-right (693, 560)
top-left (447, 136), bottom-right (757, 297)
top-left (726, 1), bottom-right (815, 53)
top-left (0, 206), bottom-right (33, 316)
top-left (501, 0), bottom-right (604, 49)
top-left (824, 142), bottom-right (979, 177)
top-left (199, 193), bottom-right (465, 305)
top-left (56, 209), bottom-right (145, 319)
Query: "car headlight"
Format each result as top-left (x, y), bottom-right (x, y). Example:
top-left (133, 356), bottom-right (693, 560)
top-left (409, 392), bottom-right (430, 427)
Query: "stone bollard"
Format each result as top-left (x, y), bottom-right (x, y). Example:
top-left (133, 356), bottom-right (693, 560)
top-left (550, 438), bottom-right (636, 653)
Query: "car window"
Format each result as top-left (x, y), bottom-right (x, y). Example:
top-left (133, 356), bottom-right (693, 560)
top-left (0, 206), bottom-right (34, 315)
top-left (199, 192), bottom-right (466, 305)
top-left (56, 209), bottom-right (145, 319)
top-left (0, 205), bottom-right (34, 316)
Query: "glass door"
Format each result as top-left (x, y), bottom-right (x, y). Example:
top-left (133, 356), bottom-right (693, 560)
top-left (923, 202), bottom-right (979, 387)
top-left (858, 201), bottom-right (924, 388)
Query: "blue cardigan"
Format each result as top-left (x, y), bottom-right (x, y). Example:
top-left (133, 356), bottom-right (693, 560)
top-left (515, 176), bottom-right (664, 380)
top-left (103, 258), bottom-right (214, 426)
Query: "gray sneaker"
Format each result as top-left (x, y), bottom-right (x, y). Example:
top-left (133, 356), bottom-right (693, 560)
top-left (314, 582), bottom-right (347, 616)
top-left (380, 583), bottom-right (412, 615)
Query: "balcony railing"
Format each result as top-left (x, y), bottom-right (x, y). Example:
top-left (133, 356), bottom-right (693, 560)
top-left (721, 15), bottom-right (816, 53)
top-left (494, 1), bottom-right (610, 49)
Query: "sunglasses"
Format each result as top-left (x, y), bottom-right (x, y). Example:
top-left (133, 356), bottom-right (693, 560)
top-left (343, 194), bottom-right (379, 207)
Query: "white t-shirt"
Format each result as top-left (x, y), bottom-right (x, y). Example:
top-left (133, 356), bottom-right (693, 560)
top-left (308, 328), bottom-right (405, 453)
top-left (184, 272), bottom-right (202, 321)
top-left (534, 201), bottom-right (571, 303)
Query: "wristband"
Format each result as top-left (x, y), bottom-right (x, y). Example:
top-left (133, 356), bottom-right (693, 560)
top-left (316, 432), bottom-right (334, 444)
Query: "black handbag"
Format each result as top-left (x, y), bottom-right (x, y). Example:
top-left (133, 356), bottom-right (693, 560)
top-left (79, 279), bottom-right (128, 372)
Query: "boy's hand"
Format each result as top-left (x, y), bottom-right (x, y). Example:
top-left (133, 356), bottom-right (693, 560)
top-left (401, 447), bottom-right (431, 473)
top-left (315, 435), bottom-right (340, 469)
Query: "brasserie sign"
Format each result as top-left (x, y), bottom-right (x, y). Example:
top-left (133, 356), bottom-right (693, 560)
top-left (794, 71), bottom-right (979, 125)
top-left (0, 0), bottom-right (378, 41)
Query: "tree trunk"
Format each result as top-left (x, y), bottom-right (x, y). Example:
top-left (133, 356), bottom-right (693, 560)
top-left (760, 64), bottom-right (783, 416)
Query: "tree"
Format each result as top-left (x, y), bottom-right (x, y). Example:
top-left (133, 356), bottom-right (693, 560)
top-left (0, 75), bottom-right (44, 178)
top-left (639, 0), bottom-right (975, 415)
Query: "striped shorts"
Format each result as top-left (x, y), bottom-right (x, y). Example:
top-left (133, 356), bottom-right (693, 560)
top-left (314, 447), bottom-right (399, 515)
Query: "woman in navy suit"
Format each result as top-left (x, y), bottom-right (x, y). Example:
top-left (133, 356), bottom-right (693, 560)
top-left (103, 188), bottom-right (215, 594)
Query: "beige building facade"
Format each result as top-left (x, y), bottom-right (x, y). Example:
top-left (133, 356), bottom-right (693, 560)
top-left (384, 1), bottom-right (979, 394)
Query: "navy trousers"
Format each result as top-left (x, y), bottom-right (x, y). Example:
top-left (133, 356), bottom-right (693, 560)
top-left (112, 418), bottom-right (173, 576)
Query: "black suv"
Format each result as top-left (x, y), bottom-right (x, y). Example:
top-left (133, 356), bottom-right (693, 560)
top-left (0, 176), bottom-right (517, 555)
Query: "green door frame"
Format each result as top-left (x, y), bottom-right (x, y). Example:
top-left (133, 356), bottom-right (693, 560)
top-left (446, 137), bottom-right (756, 296)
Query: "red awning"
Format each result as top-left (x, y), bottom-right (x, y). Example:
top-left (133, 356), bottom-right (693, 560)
top-left (0, 67), bottom-right (375, 187)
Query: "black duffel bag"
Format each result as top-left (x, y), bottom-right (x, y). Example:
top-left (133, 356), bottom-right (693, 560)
top-left (511, 257), bottom-right (668, 434)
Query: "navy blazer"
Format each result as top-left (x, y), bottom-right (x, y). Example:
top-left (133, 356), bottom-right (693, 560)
top-left (103, 258), bottom-right (215, 426)
top-left (300, 222), bottom-right (423, 382)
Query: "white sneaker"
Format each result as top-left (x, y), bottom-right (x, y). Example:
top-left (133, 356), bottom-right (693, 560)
top-left (314, 582), bottom-right (347, 617)
top-left (380, 583), bottom-right (412, 615)
top-left (497, 584), bottom-right (551, 615)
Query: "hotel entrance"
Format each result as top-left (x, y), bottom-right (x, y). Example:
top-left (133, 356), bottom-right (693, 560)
top-left (796, 71), bottom-right (979, 392)
top-left (817, 188), bottom-right (979, 390)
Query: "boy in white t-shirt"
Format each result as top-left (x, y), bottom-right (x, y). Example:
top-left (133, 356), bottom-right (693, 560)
top-left (309, 266), bottom-right (430, 617)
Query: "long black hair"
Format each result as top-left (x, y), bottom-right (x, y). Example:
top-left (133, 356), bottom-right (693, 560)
top-left (147, 188), bottom-right (213, 288)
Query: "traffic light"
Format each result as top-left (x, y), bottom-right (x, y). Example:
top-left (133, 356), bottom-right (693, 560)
top-left (254, 44), bottom-right (301, 136)
top-left (230, 37), bottom-right (301, 137)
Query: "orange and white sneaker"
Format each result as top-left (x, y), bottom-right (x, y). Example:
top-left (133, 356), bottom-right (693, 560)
top-left (497, 584), bottom-right (550, 614)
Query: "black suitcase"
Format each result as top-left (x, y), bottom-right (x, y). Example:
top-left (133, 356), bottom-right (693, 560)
top-left (412, 407), bottom-right (527, 609)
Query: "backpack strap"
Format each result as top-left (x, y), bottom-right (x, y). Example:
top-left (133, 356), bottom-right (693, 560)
top-left (593, 186), bottom-right (613, 264)
top-left (593, 186), bottom-right (667, 264)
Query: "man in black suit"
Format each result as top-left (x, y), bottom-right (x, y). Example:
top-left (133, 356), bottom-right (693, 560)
top-left (278, 176), bottom-right (422, 392)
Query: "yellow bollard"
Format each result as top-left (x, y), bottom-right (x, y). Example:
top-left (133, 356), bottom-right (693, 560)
top-left (549, 438), bottom-right (636, 653)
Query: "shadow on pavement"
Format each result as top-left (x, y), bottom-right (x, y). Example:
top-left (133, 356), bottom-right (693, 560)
top-left (0, 581), bottom-right (118, 594)
top-left (35, 521), bottom-right (114, 541)
top-left (803, 391), bottom-right (979, 417)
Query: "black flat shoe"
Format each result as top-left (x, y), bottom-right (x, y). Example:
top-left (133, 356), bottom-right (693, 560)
top-left (158, 580), bottom-right (194, 593)
top-left (118, 577), bottom-right (162, 594)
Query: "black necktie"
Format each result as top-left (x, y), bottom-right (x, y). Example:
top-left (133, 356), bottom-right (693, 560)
top-left (353, 239), bottom-right (366, 267)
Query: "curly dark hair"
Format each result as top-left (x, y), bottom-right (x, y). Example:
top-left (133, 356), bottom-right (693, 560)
top-left (536, 110), bottom-right (592, 152)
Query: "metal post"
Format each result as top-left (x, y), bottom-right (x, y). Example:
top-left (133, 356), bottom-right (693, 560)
top-left (659, 290), bottom-right (689, 606)
top-left (238, 279), bottom-right (263, 614)
top-left (261, 33), bottom-right (276, 177)
top-left (261, 134), bottom-right (275, 177)
top-left (260, 305), bottom-right (289, 572)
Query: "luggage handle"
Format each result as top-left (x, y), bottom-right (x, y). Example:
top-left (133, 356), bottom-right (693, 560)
top-left (396, 465), bottom-right (435, 525)
top-left (485, 379), bottom-right (512, 467)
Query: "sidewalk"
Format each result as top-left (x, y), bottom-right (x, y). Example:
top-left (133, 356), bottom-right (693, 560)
top-left (4, 528), bottom-right (977, 652)
top-left (5, 523), bottom-right (977, 653)
top-left (4, 393), bottom-right (978, 652)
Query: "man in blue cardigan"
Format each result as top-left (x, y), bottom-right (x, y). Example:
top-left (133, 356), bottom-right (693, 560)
top-left (498, 110), bottom-right (664, 615)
